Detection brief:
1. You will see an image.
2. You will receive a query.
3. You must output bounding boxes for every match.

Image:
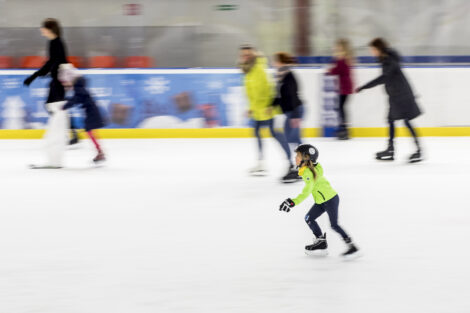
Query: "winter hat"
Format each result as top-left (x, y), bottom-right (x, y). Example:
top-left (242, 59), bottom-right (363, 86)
top-left (58, 63), bottom-right (80, 84)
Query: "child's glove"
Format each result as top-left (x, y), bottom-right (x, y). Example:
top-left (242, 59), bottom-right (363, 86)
top-left (279, 198), bottom-right (295, 212)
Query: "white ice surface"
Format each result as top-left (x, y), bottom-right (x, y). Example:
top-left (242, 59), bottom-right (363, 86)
top-left (0, 137), bottom-right (469, 313)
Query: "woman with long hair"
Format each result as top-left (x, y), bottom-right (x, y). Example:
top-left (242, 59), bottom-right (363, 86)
top-left (23, 18), bottom-right (80, 145)
top-left (327, 39), bottom-right (354, 140)
top-left (356, 38), bottom-right (422, 162)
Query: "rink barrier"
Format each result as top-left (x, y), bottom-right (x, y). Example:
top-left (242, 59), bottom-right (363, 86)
top-left (0, 127), bottom-right (469, 139)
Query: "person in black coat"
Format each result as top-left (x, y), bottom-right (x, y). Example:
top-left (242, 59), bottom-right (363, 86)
top-left (271, 52), bottom-right (304, 182)
top-left (23, 18), bottom-right (80, 145)
top-left (59, 64), bottom-right (106, 163)
top-left (356, 38), bottom-right (422, 163)
top-left (271, 52), bottom-right (303, 146)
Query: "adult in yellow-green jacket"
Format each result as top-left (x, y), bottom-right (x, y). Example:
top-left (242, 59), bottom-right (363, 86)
top-left (239, 45), bottom-right (293, 180)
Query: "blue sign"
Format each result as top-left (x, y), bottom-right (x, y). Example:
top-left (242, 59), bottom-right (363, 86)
top-left (0, 71), bottom-right (245, 130)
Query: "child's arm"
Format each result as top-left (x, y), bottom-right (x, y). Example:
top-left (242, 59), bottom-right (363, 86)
top-left (292, 170), bottom-right (314, 205)
top-left (63, 78), bottom-right (87, 110)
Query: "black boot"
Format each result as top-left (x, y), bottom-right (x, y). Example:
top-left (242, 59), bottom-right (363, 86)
top-left (69, 130), bottom-right (80, 145)
top-left (376, 142), bottom-right (394, 161)
top-left (281, 164), bottom-right (301, 183)
top-left (341, 237), bottom-right (360, 259)
top-left (409, 149), bottom-right (422, 163)
top-left (305, 233), bottom-right (328, 256)
top-left (337, 125), bottom-right (349, 140)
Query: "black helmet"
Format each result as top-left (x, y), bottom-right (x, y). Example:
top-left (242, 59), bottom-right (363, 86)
top-left (295, 144), bottom-right (319, 165)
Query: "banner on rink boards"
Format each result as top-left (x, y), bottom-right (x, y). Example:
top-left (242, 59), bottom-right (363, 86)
top-left (1, 69), bottom-right (470, 138)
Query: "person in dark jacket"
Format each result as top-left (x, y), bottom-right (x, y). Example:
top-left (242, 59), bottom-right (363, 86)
top-left (59, 64), bottom-right (106, 163)
top-left (272, 52), bottom-right (303, 147)
top-left (356, 38), bottom-right (422, 163)
top-left (23, 18), bottom-right (80, 145)
top-left (327, 39), bottom-right (354, 140)
top-left (271, 52), bottom-right (304, 182)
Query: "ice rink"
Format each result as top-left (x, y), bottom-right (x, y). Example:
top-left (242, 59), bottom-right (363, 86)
top-left (1, 137), bottom-right (469, 313)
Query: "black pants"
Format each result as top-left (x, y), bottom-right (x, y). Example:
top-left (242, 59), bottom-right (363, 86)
top-left (388, 117), bottom-right (420, 149)
top-left (46, 80), bottom-right (78, 132)
top-left (338, 94), bottom-right (349, 131)
top-left (304, 195), bottom-right (350, 240)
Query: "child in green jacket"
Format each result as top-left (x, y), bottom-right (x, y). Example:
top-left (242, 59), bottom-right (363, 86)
top-left (279, 144), bottom-right (360, 258)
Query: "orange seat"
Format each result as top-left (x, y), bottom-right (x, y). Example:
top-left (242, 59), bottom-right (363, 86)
top-left (0, 56), bottom-right (14, 68)
top-left (89, 56), bottom-right (117, 68)
top-left (20, 56), bottom-right (47, 68)
top-left (68, 56), bottom-right (84, 68)
top-left (124, 56), bottom-right (154, 68)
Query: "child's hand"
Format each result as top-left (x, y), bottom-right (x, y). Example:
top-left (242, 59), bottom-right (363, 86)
top-left (279, 198), bottom-right (295, 212)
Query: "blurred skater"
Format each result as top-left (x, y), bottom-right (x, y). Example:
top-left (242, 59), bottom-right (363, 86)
top-left (271, 52), bottom-right (304, 148)
top-left (239, 45), bottom-right (295, 182)
top-left (356, 38), bottom-right (422, 162)
top-left (327, 39), bottom-right (354, 140)
top-left (279, 144), bottom-right (360, 258)
top-left (23, 18), bottom-right (80, 145)
top-left (59, 64), bottom-right (106, 163)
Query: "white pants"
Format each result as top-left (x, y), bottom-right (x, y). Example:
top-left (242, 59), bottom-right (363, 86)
top-left (42, 101), bottom-right (69, 167)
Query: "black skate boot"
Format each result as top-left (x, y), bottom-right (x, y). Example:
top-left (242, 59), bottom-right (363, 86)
top-left (305, 233), bottom-right (328, 256)
top-left (409, 149), bottom-right (422, 163)
top-left (281, 164), bottom-right (301, 183)
top-left (341, 238), bottom-right (361, 259)
top-left (69, 130), bottom-right (80, 146)
top-left (376, 142), bottom-right (394, 161)
top-left (337, 126), bottom-right (349, 140)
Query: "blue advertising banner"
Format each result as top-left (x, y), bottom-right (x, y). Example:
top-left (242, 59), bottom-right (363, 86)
top-left (0, 70), bottom-right (248, 130)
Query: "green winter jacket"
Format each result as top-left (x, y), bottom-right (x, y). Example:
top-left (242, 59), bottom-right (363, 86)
top-left (243, 57), bottom-right (275, 121)
top-left (292, 163), bottom-right (337, 205)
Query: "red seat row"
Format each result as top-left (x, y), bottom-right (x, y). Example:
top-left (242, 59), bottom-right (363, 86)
top-left (0, 56), bottom-right (154, 69)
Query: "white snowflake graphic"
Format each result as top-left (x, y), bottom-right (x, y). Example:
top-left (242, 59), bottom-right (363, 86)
top-left (144, 77), bottom-right (170, 95)
top-left (207, 80), bottom-right (223, 90)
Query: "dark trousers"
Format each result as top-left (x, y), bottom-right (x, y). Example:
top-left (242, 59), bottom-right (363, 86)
top-left (46, 80), bottom-right (78, 133)
top-left (254, 119), bottom-right (291, 161)
top-left (388, 117), bottom-right (420, 149)
top-left (284, 105), bottom-right (303, 146)
top-left (305, 195), bottom-right (350, 240)
top-left (338, 94), bottom-right (349, 131)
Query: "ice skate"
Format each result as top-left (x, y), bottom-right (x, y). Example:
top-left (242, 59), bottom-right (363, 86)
top-left (376, 143), bottom-right (394, 161)
top-left (249, 160), bottom-right (266, 176)
top-left (69, 133), bottom-right (80, 146)
top-left (409, 150), bottom-right (422, 163)
top-left (305, 233), bottom-right (328, 256)
top-left (281, 165), bottom-right (300, 183)
top-left (337, 128), bottom-right (349, 140)
top-left (29, 164), bottom-right (62, 169)
top-left (93, 151), bottom-right (106, 164)
top-left (341, 243), bottom-right (361, 260)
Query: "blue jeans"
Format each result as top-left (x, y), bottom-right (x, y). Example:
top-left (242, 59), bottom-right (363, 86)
top-left (254, 119), bottom-right (291, 161)
top-left (284, 105), bottom-right (303, 146)
top-left (305, 195), bottom-right (350, 240)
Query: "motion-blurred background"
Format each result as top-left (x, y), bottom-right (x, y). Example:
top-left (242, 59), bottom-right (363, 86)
top-left (0, 0), bottom-right (469, 68)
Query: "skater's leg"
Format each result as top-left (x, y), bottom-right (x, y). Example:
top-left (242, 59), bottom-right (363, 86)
top-left (305, 204), bottom-right (326, 238)
top-left (404, 119), bottom-right (420, 150)
top-left (69, 114), bottom-right (79, 141)
top-left (284, 112), bottom-right (293, 144)
top-left (87, 130), bottom-right (102, 153)
top-left (388, 117), bottom-right (395, 147)
top-left (253, 121), bottom-right (263, 160)
top-left (267, 119), bottom-right (292, 162)
top-left (338, 95), bottom-right (348, 130)
top-left (286, 106), bottom-right (303, 146)
top-left (324, 195), bottom-right (350, 241)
